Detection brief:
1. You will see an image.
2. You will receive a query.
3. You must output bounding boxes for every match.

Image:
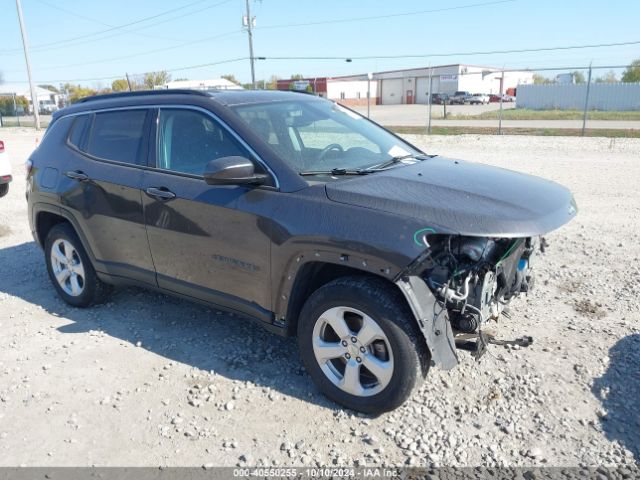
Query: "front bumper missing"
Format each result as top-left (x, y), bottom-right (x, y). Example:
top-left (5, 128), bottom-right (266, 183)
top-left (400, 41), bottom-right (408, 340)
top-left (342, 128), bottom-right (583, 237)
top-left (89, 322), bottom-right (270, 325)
top-left (396, 275), bottom-right (459, 370)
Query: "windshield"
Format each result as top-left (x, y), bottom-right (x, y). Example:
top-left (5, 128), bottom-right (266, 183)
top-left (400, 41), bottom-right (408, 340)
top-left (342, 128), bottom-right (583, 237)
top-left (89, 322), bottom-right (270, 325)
top-left (231, 99), bottom-right (423, 174)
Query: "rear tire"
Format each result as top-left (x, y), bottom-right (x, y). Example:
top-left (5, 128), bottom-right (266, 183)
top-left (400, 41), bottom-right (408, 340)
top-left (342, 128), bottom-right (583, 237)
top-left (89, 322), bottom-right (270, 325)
top-left (44, 223), bottom-right (112, 307)
top-left (0, 183), bottom-right (8, 198)
top-left (297, 276), bottom-right (429, 414)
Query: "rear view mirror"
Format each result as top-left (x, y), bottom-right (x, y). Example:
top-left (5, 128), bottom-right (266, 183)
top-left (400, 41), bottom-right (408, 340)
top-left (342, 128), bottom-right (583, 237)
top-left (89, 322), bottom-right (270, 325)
top-left (203, 156), bottom-right (268, 186)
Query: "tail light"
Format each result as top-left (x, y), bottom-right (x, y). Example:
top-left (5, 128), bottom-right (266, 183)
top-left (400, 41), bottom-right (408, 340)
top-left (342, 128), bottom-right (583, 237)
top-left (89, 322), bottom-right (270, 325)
top-left (0, 140), bottom-right (4, 153)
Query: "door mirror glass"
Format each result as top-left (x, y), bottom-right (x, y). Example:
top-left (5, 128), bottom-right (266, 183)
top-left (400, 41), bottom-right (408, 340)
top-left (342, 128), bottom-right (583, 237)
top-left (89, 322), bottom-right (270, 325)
top-left (203, 156), bottom-right (267, 186)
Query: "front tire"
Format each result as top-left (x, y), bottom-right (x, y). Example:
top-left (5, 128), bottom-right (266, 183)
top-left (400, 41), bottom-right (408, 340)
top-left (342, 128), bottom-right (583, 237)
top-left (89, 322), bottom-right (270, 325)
top-left (0, 183), bottom-right (8, 198)
top-left (297, 276), bottom-right (429, 414)
top-left (44, 223), bottom-right (112, 307)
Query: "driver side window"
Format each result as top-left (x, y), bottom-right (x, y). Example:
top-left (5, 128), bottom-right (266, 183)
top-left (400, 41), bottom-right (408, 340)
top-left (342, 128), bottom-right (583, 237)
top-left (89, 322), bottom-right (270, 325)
top-left (158, 109), bottom-right (249, 176)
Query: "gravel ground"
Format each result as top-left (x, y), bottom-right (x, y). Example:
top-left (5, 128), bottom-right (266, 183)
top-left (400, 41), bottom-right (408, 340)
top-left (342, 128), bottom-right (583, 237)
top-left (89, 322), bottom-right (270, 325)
top-left (0, 129), bottom-right (638, 468)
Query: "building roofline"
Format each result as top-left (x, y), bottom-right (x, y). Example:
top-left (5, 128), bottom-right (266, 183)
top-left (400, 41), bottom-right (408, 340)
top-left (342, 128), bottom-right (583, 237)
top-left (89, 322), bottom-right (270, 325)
top-left (275, 64), bottom-right (534, 84)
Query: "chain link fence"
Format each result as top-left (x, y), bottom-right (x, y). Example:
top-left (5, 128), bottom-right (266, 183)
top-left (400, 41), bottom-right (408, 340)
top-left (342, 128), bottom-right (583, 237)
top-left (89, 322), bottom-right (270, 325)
top-left (2, 64), bottom-right (639, 135)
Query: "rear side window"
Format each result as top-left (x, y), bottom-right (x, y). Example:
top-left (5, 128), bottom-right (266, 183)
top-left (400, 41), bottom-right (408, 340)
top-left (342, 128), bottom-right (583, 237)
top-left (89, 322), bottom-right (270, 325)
top-left (68, 114), bottom-right (92, 151)
top-left (86, 110), bottom-right (148, 165)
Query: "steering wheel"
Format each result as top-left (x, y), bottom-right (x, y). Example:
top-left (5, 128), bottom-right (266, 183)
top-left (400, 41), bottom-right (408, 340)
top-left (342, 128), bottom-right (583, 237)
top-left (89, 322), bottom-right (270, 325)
top-left (317, 143), bottom-right (344, 162)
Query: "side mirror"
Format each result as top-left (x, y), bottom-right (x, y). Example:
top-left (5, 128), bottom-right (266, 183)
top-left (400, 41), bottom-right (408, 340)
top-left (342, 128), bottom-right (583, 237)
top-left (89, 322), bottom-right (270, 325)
top-left (203, 156), bottom-right (268, 186)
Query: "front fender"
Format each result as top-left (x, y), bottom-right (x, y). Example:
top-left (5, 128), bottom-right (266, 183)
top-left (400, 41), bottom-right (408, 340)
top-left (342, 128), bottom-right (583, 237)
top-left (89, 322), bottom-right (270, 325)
top-left (396, 275), bottom-right (459, 370)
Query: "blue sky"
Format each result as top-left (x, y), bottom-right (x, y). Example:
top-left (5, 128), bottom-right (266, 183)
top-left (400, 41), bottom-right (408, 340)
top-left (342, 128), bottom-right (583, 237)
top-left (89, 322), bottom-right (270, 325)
top-left (1, 0), bottom-right (639, 88)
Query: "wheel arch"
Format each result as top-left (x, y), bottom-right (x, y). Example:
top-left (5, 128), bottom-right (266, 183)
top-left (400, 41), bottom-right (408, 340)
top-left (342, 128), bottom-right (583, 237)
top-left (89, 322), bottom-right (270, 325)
top-left (33, 205), bottom-right (98, 265)
top-left (35, 210), bottom-right (68, 247)
top-left (281, 258), bottom-right (409, 337)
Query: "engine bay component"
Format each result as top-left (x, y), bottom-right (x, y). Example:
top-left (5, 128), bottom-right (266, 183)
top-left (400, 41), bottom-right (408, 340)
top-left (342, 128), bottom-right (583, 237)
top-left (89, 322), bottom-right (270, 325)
top-left (414, 234), bottom-right (538, 346)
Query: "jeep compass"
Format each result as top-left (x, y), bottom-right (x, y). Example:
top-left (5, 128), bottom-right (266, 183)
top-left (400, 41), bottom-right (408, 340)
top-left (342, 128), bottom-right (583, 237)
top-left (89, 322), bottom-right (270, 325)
top-left (26, 90), bottom-right (576, 413)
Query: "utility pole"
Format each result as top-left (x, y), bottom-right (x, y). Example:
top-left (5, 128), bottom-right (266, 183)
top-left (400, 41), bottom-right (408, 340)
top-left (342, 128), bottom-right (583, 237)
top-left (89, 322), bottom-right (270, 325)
top-left (366, 73), bottom-right (372, 118)
top-left (427, 67), bottom-right (433, 134)
top-left (15, 0), bottom-right (40, 130)
top-left (244, 0), bottom-right (256, 89)
top-left (581, 63), bottom-right (593, 137)
top-left (498, 70), bottom-right (505, 135)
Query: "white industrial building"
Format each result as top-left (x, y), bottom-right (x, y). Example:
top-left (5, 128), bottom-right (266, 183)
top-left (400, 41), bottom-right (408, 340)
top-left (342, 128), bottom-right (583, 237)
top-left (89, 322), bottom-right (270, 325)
top-left (370, 64), bottom-right (534, 105)
top-left (279, 65), bottom-right (534, 106)
top-left (326, 79), bottom-right (378, 105)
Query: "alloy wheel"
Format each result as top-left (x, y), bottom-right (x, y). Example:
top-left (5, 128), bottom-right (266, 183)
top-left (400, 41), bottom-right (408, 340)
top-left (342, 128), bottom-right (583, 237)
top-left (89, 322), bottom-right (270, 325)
top-left (312, 306), bottom-right (394, 397)
top-left (50, 239), bottom-right (85, 297)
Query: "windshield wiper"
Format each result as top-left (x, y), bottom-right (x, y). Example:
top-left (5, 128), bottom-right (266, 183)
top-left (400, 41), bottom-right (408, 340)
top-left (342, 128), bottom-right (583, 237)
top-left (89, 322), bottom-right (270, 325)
top-left (299, 154), bottom-right (432, 177)
top-left (299, 168), bottom-right (376, 177)
top-left (364, 153), bottom-right (430, 171)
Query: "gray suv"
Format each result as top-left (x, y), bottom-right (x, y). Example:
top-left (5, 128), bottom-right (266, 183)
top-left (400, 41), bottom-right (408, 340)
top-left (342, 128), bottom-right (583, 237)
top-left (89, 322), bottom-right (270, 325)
top-left (26, 90), bottom-right (576, 413)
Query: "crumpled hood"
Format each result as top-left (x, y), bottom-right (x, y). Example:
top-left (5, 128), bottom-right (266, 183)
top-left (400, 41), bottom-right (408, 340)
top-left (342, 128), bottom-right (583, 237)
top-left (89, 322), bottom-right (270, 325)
top-left (325, 157), bottom-right (577, 237)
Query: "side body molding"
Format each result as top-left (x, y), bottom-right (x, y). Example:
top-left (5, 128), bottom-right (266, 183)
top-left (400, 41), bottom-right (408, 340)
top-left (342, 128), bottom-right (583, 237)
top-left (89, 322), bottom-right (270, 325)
top-left (396, 275), bottom-right (459, 370)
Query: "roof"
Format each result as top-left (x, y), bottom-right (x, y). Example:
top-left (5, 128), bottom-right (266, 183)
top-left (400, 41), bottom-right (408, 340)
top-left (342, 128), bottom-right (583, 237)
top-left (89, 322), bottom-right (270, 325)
top-left (161, 78), bottom-right (244, 90)
top-left (53, 89), bottom-right (321, 119)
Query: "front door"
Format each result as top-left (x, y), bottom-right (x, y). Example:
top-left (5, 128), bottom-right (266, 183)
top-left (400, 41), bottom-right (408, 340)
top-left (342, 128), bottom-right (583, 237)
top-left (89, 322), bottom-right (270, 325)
top-left (142, 107), bottom-right (274, 319)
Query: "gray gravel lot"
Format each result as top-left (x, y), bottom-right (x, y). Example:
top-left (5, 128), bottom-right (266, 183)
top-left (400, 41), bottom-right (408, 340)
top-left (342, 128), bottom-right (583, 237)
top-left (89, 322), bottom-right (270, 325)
top-left (0, 129), bottom-right (638, 467)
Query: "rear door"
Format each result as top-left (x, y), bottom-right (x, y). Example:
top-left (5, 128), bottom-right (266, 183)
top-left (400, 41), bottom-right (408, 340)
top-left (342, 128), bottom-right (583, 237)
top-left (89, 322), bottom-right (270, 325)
top-left (141, 107), bottom-right (274, 319)
top-left (60, 108), bottom-right (156, 285)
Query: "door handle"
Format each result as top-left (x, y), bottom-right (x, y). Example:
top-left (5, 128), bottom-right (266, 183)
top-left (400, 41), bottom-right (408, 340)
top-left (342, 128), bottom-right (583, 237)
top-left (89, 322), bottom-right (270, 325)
top-left (65, 170), bottom-right (89, 181)
top-left (145, 187), bottom-right (176, 201)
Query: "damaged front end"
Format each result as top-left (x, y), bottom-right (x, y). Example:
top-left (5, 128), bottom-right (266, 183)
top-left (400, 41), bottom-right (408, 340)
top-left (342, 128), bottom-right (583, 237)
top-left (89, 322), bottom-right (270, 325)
top-left (396, 234), bottom-right (539, 370)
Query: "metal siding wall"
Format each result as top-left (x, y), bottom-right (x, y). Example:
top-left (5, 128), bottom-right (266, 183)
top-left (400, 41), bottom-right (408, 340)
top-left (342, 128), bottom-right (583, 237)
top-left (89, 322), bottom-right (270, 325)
top-left (516, 83), bottom-right (640, 110)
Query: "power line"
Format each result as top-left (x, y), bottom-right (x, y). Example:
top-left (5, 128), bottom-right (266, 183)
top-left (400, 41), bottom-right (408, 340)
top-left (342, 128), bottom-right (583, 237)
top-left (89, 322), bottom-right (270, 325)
top-left (0, 0), bottom-right (232, 54)
top-left (33, 0), bottom-right (185, 43)
top-left (8, 57), bottom-right (249, 84)
top-left (5, 61), bottom-right (631, 87)
top-left (258, 40), bottom-right (640, 61)
top-left (256, 0), bottom-right (517, 30)
top-left (7, 30), bottom-right (242, 73)
top-left (27, 0), bottom-right (235, 55)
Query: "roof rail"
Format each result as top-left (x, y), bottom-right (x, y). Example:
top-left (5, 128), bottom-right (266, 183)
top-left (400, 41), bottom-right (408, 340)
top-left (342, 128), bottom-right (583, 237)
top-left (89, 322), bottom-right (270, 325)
top-left (77, 89), bottom-right (214, 103)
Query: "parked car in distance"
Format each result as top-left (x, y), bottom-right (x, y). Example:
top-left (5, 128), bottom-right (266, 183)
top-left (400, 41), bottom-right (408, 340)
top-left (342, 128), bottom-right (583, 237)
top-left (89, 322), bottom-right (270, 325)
top-left (26, 89), bottom-right (577, 413)
top-left (468, 93), bottom-right (490, 105)
top-left (0, 140), bottom-right (12, 198)
top-left (430, 93), bottom-right (449, 104)
top-left (489, 94), bottom-right (515, 103)
top-left (450, 91), bottom-right (472, 104)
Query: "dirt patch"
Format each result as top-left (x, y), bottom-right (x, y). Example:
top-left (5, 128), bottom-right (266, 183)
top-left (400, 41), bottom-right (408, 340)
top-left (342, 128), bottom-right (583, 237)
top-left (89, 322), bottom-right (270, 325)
top-left (574, 299), bottom-right (607, 319)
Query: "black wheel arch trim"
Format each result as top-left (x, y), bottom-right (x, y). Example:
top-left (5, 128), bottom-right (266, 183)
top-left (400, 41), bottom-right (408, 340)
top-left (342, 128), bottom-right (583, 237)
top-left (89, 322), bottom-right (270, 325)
top-left (32, 202), bottom-right (98, 267)
top-left (276, 249), bottom-right (404, 330)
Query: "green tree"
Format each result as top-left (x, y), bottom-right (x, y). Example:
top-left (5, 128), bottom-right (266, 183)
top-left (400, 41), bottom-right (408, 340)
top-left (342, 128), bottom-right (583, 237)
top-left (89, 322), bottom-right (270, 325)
top-left (221, 74), bottom-right (241, 86)
top-left (595, 70), bottom-right (618, 83)
top-left (62, 83), bottom-right (98, 103)
top-left (266, 75), bottom-right (279, 90)
top-left (621, 59), bottom-right (640, 83)
top-left (38, 84), bottom-right (59, 93)
top-left (572, 71), bottom-right (586, 84)
top-left (111, 79), bottom-right (130, 92)
top-left (290, 74), bottom-right (305, 80)
top-left (143, 71), bottom-right (171, 90)
top-left (533, 74), bottom-right (554, 84)
top-left (0, 95), bottom-right (28, 115)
